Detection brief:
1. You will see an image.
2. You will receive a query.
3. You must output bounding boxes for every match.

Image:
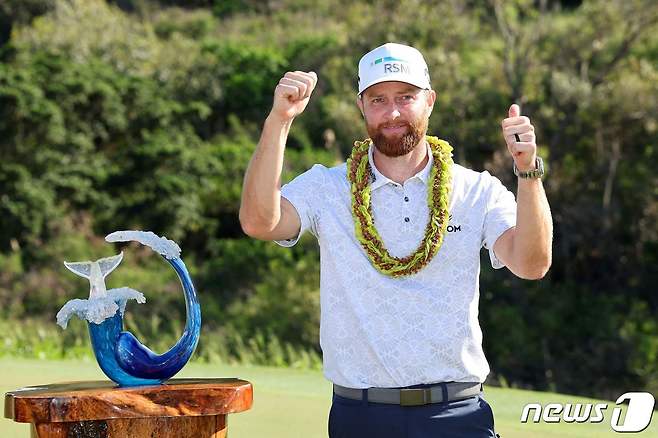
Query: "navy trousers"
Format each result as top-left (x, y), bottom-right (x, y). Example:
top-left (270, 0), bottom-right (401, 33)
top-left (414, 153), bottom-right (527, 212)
top-left (328, 384), bottom-right (498, 438)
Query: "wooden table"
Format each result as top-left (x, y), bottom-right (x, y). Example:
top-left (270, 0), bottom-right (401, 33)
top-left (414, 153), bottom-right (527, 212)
top-left (4, 378), bottom-right (253, 438)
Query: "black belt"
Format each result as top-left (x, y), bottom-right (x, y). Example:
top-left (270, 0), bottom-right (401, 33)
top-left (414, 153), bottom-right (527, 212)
top-left (333, 381), bottom-right (483, 406)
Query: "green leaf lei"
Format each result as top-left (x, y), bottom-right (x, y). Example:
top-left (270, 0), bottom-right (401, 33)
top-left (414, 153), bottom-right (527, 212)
top-left (346, 135), bottom-right (453, 277)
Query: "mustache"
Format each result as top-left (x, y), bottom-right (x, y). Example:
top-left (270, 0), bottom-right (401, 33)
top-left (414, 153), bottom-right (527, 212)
top-left (377, 121), bottom-right (412, 130)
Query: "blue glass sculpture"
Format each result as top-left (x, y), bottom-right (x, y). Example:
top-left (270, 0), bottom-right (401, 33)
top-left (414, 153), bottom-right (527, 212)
top-left (56, 231), bottom-right (201, 386)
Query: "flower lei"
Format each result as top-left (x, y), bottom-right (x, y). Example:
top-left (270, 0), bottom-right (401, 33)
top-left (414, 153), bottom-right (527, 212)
top-left (346, 135), bottom-right (453, 278)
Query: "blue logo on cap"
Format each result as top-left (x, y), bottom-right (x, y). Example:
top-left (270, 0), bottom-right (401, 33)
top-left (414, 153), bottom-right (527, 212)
top-left (371, 56), bottom-right (408, 66)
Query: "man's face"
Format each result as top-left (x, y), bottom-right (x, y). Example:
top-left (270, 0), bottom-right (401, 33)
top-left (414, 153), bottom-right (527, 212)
top-left (357, 81), bottom-right (436, 157)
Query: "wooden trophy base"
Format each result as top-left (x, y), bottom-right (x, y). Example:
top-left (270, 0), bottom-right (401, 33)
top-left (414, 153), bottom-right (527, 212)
top-left (5, 378), bottom-right (253, 438)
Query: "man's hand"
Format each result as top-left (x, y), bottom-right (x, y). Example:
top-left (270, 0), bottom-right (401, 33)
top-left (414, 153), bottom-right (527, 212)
top-left (501, 104), bottom-right (537, 172)
top-left (270, 71), bottom-right (318, 122)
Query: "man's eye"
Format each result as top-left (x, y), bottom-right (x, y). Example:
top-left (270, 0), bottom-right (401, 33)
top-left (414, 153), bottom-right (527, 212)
top-left (401, 95), bottom-right (413, 101)
top-left (372, 97), bottom-right (384, 103)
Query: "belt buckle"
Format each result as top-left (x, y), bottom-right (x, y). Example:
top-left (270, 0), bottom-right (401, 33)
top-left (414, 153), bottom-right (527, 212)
top-left (400, 388), bottom-right (429, 406)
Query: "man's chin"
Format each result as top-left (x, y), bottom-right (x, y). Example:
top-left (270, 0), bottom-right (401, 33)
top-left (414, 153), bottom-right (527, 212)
top-left (369, 125), bottom-right (424, 157)
top-left (377, 129), bottom-right (411, 143)
top-left (379, 133), bottom-right (406, 145)
top-left (374, 141), bottom-right (416, 157)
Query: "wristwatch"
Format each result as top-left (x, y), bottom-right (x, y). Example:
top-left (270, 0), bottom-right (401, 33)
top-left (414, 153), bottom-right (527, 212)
top-left (514, 157), bottom-right (545, 179)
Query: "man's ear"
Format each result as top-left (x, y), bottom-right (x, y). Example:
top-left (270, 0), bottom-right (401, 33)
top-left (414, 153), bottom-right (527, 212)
top-left (426, 89), bottom-right (436, 117)
top-left (356, 95), bottom-right (365, 118)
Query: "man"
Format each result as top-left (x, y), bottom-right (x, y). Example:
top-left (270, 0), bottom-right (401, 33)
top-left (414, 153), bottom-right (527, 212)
top-left (239, 42), bottom-right (552, 438)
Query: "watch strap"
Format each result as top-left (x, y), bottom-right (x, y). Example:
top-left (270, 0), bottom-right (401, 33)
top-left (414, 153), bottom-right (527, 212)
top-left (514, 156), bottom-right (544, 179)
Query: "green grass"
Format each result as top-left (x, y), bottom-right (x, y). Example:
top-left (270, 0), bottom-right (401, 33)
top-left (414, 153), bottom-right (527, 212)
top-left (1, 358), bottom-right (657, 437)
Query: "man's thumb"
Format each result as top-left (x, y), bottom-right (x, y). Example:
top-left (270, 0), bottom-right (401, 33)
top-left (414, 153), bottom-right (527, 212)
top-left (508, 103), bottom-right (520, 118)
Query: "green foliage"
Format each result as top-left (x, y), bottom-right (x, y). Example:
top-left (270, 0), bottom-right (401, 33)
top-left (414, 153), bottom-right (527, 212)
top-left (0, 0), bottom-right (54, 46)
top-left (219, 236), bottom-right (320, 347)
top-left (200, 40), bottom-right (288, 125)
top-left (0, 47), bottom-right (219, 246)
top-left (153, 8), bottom-right (216, 40)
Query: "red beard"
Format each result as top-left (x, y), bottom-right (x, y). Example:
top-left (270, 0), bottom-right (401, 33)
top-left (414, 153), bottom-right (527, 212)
top-left (366, 116), bottom-right (428, 157)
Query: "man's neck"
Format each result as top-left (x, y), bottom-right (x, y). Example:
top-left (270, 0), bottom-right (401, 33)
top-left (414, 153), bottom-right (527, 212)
top-left (372, 139), bottom-right (429, 185)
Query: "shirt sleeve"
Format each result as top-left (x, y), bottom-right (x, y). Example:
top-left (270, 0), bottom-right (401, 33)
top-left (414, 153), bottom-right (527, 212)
top-left (273, 163), bottom-right (326, 247)
top-left (481, 171), bottom-right (517, 269)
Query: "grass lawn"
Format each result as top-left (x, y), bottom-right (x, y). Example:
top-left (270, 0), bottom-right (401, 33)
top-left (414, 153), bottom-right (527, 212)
top-left (1, 358), bottom-right (656, 437)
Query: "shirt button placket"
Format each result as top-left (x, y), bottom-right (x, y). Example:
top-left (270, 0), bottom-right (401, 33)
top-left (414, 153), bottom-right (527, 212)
top-left (403, 189), bottom-right (410, 223)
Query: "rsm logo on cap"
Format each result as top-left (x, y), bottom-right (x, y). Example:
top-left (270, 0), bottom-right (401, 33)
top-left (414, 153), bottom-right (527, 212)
top-left (370, 56), bottom-right (412, 75)
top-left (383, 62), bottom-right (411, 74)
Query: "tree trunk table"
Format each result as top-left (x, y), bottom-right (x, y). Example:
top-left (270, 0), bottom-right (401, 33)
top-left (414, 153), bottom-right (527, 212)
top-left (4, 378), bottom-right (253, 438)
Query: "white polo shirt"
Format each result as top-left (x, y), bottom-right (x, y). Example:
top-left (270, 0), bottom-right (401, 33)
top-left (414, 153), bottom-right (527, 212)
top-left (274, 141), bottom-right (516, 389)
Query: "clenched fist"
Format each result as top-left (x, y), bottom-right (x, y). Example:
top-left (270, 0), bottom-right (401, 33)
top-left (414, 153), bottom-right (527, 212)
top-left (270, 71), bottom-right (318, 122)
top-left (501, 104), bottom-right (537, 172)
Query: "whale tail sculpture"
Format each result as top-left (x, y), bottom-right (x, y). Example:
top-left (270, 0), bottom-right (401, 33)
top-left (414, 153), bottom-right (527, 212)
top-left (64, 253), bottom-right (124, 299)
top-left (64, 253), bottom-right (124, 280)
top-left (57, 231), bottom-right (201, 387)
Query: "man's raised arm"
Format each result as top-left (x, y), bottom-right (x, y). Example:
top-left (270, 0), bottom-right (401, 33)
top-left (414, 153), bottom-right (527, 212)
top-left (494, 104), bottom-right (553, 279)
top-left (239, 71), bottom-right (317, 241)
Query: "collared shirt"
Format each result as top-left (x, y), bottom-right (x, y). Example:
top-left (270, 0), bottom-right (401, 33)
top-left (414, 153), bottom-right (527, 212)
top-left (274, 140), bottom-right (517, 389)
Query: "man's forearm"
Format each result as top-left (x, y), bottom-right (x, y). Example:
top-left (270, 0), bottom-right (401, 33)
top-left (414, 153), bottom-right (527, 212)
top-left (239, 114), bottom-right (292, 231)
top-left (239, 70), bottom-right (318, 234)
top-left (498, 104), bottom-right (552, 279)
top-left (512, 178), bottom-right (553, 277)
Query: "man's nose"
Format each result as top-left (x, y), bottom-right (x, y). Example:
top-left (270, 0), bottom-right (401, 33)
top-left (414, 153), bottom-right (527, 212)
top-left (384, 102), bottom-right (401, 120)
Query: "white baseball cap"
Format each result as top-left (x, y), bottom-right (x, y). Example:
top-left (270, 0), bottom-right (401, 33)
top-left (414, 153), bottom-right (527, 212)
top-left (357, 43), bottom-right (431, 95)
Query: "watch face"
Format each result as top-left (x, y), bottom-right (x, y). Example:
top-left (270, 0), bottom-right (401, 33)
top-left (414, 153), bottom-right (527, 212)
top-left (535, 157), bottom-right (545, 176)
